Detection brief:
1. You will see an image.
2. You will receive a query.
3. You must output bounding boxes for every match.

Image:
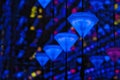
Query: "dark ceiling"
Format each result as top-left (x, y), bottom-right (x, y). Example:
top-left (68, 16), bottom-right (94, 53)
top-left (0, 0), bottom-right (120, 80)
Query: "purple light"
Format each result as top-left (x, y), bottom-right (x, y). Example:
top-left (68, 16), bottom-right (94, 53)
top-left (86, 47), bottom-right (90, 51)
top-left (106, 47), bottom-right (120, 62)
top-left (70, 69), bottom-right (76, 74)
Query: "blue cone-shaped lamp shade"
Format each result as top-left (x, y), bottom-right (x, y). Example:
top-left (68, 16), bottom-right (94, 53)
top-left (67, 12), bottom-right (99, 38)
top-left (54, 32), bottom-right (78, 52)
top-left (35, 53), bottom-right (49, 67)
top-left (44, 45), bottom-right (62, 61)
top-left (90, 56), bottom-right (104, 68)
top-left (38, 0), bottom-right (51, 8)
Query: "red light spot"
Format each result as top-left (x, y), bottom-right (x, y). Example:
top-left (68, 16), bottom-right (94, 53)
top-left (54, 18), bottom-right (58, 22)
top-left (54, 0), bottom-right (58, 5)
top-left (116, 0), bottom-right (120, 2)
top-left (70, 27), bottom-right (76, 33)
top-left (88, 77), bottom-right (92, 80)
top-left (70, 69), bottom-right (76, 74)
top-left (53, 76), bottom-right (56, 80)
top-left (115, 69), bottom-right (119, 74)
top-left (115, 14), bottom-right (120, 20)
top-left (54, 31), bottom-right (58, 34)
top-left (72, 8), bottom-right (77, 13)
top-left (71, 46), bottom-right (75, 51)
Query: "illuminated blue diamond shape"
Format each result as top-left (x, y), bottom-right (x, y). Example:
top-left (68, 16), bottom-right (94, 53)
top-left (35, 53), bottom-right (49, 67)
top-left (38, 0), bottom-right (51, 8)
top-left (90, 56), bottom-right (104, 68)
top-left (54, 32), bottom-right (78, 52)
top-left (68, 12), bottom-right (99, 38)
top-left (44, 45), bottom-right (62, 61)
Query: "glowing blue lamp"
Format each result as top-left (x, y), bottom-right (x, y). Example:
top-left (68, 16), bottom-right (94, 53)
top-left (89, 0), bottom-right (104, 11)
top-left (90, 56), bottom-right (104, 68)
top-left (104, 55), bottom-right (110, 62)
top-left (38, 0), bottom-right (51, 8)
top-left (54, 32), bottom-right (78, 52)
top-left (35, 53), bottom-right (49, 67)
top-left (77, 57), bottom-right (82, 64)
top-left (44, 45), bottom-right (62, 61)
top-left (67, 12), bottom-right (98, 38)
top-left (15, 72), bottom-right (24, 78)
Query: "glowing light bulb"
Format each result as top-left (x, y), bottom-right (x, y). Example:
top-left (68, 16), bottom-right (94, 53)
top-left (39, 8), bottom-right (43, 13)
top-left (72, 8), bottom-right (77, 13)
top-left (115, 69), bottom-right (119, 74)
top-left (37, 15), bottom-right (43, 18)
top-left (30, 26), bottom-right (35, 30)
top-left (36, 70), bottom-right (42, 75)
top-left (114, 21), bottom-right (118, 25)
top-left (32, 52), bottom-right (36, 59)
top-left (31, 72), bottom-right (36, 77)
top-left (37, 47), bottom-right (42, 51)
top-left (70, 69), bottom-right (76, 73)
top-left (93, 37), bottom-right (97, 41)
top-left (30, 6), bottom-right (37, 18)
top-left (30, 14), bottom-right (35, 18)
top-left (83, 42), bottom-right (87, 47)
top-left (114, 4), bottom-right (118, 9)
top-left (32, 6), bottom-right (37, 11)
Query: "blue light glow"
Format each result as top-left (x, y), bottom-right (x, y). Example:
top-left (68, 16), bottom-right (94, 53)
top-left (90, 56), bottom-right (104, 68)
top-left (44, 45), bottom-right (62, 61)
top-left (104, 56), bottom-right (110, 62)
top-left (68, 12), bottom-right (98, 38)
top-left (38, 0), bottom-right (51, 8)
top-left (17, 50), bottom-right (25, 58)
top-left (15, 72), bottom-right (24, 78)
top-left (89, 0), bottom-right (104, 11)
top-left (35, 53), bottom-right (49, 67)
top-left (77, 57), bottom-right (82, 64)
top-left (54, 32), bottom-right (78, 52)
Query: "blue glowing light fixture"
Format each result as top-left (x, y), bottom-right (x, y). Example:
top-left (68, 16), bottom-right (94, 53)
top-left (68, 12), bottom-right (99, 38)
top-left (54, 32), bottom-right (78, 52)
top-left (38, 0), bottom-right (51, 8)
top-left (35, 53), bottom-right (49, 67)
top-left (90, 56), bottom-right (104, 68)
top-left (44, 45), bottom-right (62, 61)
top-left (104, 55), bottom-right (110, 62)
top-left (89, 0), bottom-right (104, 11)
top-left (15, 72), bottom-right (24, 78)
